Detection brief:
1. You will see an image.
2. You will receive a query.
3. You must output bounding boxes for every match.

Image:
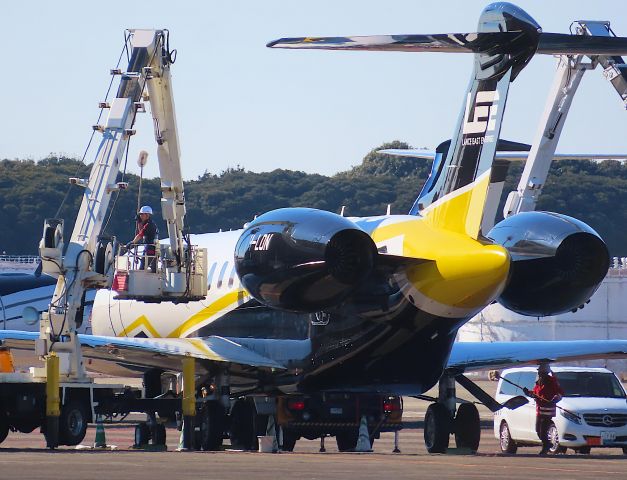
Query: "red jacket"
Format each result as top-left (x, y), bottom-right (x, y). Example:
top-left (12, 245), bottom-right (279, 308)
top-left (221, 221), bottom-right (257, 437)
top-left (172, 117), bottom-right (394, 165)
top-left (532, 375), bottom-right (564, 417)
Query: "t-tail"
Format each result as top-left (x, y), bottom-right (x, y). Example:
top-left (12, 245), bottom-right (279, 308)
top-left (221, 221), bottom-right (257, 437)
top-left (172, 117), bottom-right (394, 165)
top-left (268, 2), bottom-right (627, 239)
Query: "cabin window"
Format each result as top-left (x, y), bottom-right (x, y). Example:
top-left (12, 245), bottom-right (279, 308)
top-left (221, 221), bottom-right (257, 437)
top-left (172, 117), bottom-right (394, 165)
top-left (207, 262), bottom-right (218, 290)
top-left (216, 261), bottom-right (229, 289)
top-left (228, 264), bottom-right (237, 288)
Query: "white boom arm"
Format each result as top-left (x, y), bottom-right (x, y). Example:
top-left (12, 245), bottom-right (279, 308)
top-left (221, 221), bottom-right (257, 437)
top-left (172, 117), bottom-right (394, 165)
top-left (504, 21), bottom-right (627, 217)
top-left (37, 30), bottom-right (201, 380)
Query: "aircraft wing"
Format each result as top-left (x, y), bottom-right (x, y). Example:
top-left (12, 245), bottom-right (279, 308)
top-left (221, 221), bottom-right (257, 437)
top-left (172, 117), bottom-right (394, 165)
top-left (448, 340), bottom-right (627, 372)
top-left (0, 330), bottom-right (285, 377)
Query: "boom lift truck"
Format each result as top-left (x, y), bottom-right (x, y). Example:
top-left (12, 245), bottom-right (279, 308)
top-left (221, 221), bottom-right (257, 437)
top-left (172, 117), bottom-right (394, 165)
top-left (503, 20), bottom-right (627, 217)
top-left (0, 29), bottom-right (206, 449)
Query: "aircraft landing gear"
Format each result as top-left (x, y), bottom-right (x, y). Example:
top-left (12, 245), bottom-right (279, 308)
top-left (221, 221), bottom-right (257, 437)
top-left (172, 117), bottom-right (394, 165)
top-left (423, 374), bottom-right (482, 454)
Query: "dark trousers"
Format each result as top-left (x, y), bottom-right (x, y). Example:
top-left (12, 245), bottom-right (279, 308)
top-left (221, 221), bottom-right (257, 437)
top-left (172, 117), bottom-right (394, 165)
top-left (139, 249), bottom-right (156, 273)
top-left (535, 416), bottom-right (552, 450)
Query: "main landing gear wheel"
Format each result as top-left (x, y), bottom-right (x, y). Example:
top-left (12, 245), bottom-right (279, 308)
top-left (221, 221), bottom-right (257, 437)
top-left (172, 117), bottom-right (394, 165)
top-left (499, 421), bottom-right (517, 454)
top-left (575, 446), bottom-right (591, 454)
top-left (424, 403), bottom-right (451, 454)
top-left (547, 423), bottom-right (566, 455)
top-left (454, 403), bottom-right (480, 452)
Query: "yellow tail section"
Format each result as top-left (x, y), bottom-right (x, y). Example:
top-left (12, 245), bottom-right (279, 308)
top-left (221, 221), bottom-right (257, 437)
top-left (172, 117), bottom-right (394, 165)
top-left (421, 169), bottom-right (492, 239)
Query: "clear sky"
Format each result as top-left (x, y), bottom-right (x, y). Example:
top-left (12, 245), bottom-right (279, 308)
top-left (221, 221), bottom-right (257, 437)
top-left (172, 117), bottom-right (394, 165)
top-left (2, 1), bottom-right (627, 180)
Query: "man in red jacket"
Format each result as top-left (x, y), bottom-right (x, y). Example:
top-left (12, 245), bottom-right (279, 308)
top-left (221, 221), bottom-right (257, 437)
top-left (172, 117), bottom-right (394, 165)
top-left (523, 364), bottom-right (565, 455)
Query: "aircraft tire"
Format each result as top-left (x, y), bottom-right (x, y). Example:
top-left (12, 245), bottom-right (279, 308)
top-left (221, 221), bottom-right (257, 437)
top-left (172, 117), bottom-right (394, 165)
top-left (454, 403), bottom-right (480, 452)
top-left (424, 403), bottom-right (450, 453)
top-left (199, 401), bottom-right (225, 451)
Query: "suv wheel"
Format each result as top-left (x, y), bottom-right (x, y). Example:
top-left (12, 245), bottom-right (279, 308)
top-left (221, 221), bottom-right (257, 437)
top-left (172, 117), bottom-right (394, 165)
top-left (499, 421), bottom-right (517, 454)
top-left (547, 423), bottom-right (566, 454)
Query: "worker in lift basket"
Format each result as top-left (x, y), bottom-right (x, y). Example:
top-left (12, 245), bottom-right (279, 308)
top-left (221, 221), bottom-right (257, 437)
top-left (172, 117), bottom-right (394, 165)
top-left (523, 364), bottom-right (564, 455)
top-left (127, 205), bottom-right (158, 272)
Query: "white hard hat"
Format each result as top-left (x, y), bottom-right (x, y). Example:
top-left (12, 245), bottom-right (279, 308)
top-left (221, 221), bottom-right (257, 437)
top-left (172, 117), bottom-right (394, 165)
top-left (538, 363), bottom-right (552, 375)
top-left (139, 205), bottom-right (153, 215)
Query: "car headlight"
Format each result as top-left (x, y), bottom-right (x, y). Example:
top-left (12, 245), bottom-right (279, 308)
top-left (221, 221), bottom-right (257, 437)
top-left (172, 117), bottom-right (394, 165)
top-left (559, 409), bottom-right (582, 425)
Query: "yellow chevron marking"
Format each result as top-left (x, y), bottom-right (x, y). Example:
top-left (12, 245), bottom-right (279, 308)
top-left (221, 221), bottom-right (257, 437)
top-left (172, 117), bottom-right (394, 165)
top-left (421, 169), bottom-right (492, 239)
top-left (167, 289), bottom-right (247, 338)
top-left (118, 315), bottom-right (161, 338)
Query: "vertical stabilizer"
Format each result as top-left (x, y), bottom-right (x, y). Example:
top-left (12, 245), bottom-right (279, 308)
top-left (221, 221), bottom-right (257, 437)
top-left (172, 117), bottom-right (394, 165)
top-left (417, 3), bottom-right (540, 238)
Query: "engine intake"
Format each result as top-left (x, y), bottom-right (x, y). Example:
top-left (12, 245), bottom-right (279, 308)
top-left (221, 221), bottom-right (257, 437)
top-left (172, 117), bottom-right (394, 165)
top-left (235, 208), bottom-right (376, 312)
top-left (488, 211), bottom-right (609, 316)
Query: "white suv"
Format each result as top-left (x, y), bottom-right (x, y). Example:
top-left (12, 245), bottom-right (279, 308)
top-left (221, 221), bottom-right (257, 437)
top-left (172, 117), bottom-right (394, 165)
top-left (494, 366), bottom-right (627, 454)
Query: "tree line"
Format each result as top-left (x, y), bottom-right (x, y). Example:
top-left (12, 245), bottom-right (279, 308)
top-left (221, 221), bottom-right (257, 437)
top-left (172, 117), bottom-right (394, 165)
top-left (1, 141), bottom-right (626, 256)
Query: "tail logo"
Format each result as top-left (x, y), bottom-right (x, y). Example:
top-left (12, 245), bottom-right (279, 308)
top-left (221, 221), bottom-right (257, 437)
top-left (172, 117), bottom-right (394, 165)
top-left (462, 89), bottom-right (499, 145)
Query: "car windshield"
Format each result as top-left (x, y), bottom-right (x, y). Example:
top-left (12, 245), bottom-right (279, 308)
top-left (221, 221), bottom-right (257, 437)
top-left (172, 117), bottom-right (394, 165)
top-left (554, 371), bottom-right (626, 398)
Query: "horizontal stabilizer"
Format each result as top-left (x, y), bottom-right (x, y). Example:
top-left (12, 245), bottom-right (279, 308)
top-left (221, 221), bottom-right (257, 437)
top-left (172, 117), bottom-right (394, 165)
top-left (269, 32), bottom-right (627, 56)
top-left (538, 32), bottom-right (627, 55)
top-left (268, 32), bottom-right (522, 53)
top-left (380, 149), bottom-right (627, 162)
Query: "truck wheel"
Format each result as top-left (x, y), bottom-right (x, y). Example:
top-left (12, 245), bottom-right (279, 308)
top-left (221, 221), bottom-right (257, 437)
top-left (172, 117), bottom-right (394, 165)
top-left (134, 422), bottom-right (150, 447)
top-left (14, 422), bottom-right (38, 434)
top-left (229, 399), bottom-right (257, 450)
top-left (152, 423), bottom-right (166, 446)
top-left (199, 401), bottom-right (225, 451)
top-left (59, 400), bottom-right (89, 446)
top-left (281, 429), bottom-right (299, 452)
top-left (336, 430), bottom-right (358, 452)
top-left (424, 403), bottom-right (450, 453)
top-left (0, 413), bottom-right (8, 444)
top-left (454, 403), bottom-right (480, 452)
top-left (499, 421), bottom-right (517, 454)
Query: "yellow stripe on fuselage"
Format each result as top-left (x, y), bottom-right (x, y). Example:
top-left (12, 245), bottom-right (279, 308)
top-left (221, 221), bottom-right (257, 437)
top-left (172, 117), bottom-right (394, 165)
top-left (117, 289), bottom-right (248, 339)
top-left (166, 289), bottom-right (248, 338)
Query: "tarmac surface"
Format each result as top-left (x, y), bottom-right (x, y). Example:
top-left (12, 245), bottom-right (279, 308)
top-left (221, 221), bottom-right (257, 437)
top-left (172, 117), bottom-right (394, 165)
top-left (1, 394), bottom-right (626, 480)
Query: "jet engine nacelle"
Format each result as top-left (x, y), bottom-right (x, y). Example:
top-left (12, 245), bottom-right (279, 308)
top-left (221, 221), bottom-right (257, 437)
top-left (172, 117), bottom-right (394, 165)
top-left (234, 208), bottom-right (376, 312)
top-left (488, 211), bottom-right (609, 316)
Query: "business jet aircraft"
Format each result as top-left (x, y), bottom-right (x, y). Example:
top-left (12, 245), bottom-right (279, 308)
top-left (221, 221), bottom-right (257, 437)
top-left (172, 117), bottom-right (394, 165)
top-left (4, 2), bottom-right (627, 453)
